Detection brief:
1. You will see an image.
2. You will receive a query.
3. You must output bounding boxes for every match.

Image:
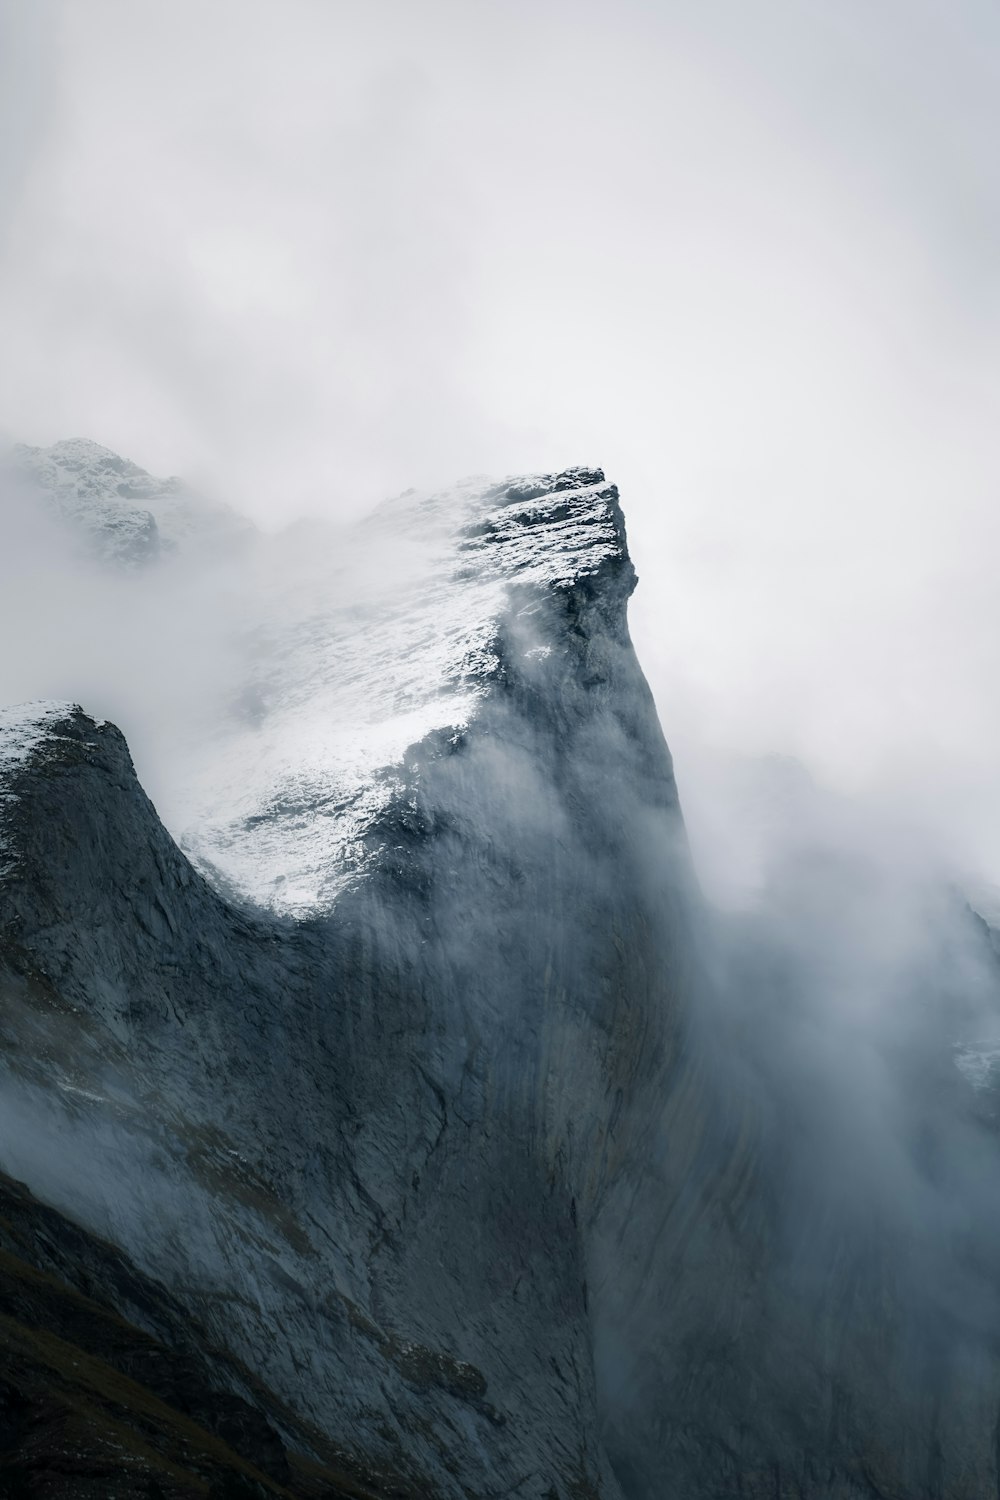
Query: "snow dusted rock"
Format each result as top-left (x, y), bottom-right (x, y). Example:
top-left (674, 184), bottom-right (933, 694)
top-left (7, 436), bottom-right (253, 564)
top-left (172, 465), bottom-right (647, 914)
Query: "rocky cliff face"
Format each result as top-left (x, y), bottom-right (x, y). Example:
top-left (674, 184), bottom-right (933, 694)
top-left (0, 464), bottom-right (702, 1498)
top-left (2, 454), bottom-right (1000, 1499)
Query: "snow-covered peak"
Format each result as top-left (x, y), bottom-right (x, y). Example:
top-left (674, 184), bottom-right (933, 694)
top-left (7, 437), bottom-right (253, 562)
top-left (375, 465), bottom-right (628, 592)
top-left (169, 466), bottom-right (630, 915)
top-left (0, 458), bottom-right (631, 917)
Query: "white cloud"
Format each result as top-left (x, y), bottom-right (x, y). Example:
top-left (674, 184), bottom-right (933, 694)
top-left (1, 0), bottom-right (999, 877)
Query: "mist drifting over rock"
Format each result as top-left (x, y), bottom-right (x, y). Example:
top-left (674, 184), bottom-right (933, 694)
top-left (2, 442), bottom-right (1000, 1498)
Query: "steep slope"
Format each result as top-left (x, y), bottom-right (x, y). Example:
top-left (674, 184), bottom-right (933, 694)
top-left (0, 1170), bottom-right (347, 1499)
top-left (0, 1161), bottom-right (452, 1499)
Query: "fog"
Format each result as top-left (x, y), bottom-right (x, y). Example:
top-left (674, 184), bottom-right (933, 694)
top-left (1, 0), bottom-right (998, 903)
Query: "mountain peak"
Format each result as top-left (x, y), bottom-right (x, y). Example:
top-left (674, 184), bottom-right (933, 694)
top-left (6, 437), bottom-right (253, 562)
top-left (172, 465), bottom-right (636, 914)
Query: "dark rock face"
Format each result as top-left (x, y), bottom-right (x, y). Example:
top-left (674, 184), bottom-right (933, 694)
top-left (2, 463), bottom-right (1000, 1498)
top-left (0, 1167), bottom-right (416, 1497)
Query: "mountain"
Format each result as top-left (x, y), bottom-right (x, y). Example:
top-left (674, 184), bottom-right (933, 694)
top-left (0, 463), bottom-right (698, 1498)
top-left (5, 437), bottom-right (254, 564)
top-left (2, 451), bottom-right (1000, 1498)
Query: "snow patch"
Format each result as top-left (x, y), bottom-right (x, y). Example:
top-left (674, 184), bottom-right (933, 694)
top-left (0, 700), bottom-right (79, 876)
top-left (0, 699), bottom-right (77, 774)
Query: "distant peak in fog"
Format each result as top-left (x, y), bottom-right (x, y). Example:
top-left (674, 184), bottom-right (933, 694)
top-left (4, 434), bottom-right (254, 564)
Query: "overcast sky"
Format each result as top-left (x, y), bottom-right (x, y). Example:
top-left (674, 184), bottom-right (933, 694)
top-left (2, 0), bottom-right (999, 880)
